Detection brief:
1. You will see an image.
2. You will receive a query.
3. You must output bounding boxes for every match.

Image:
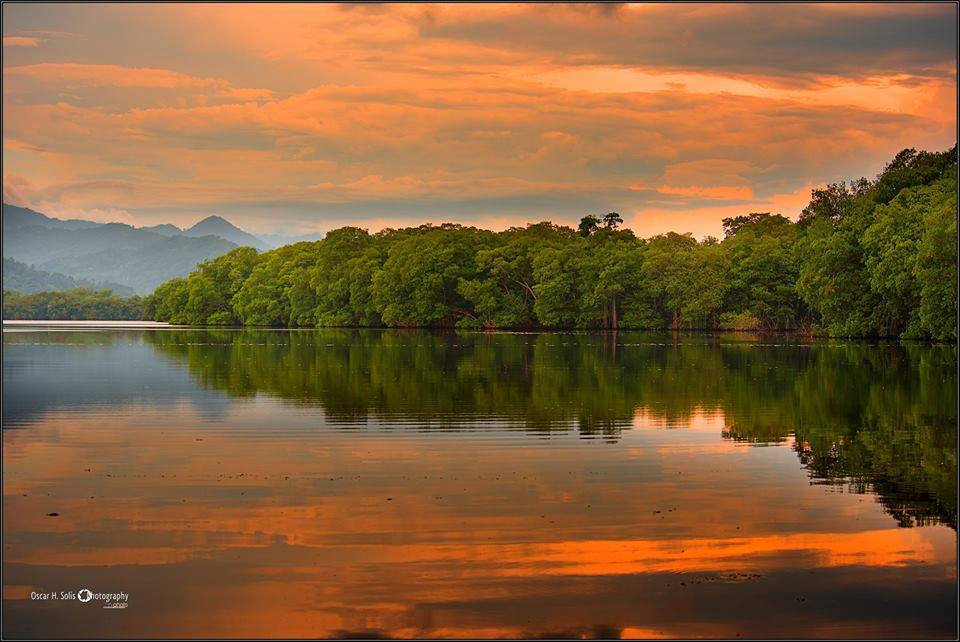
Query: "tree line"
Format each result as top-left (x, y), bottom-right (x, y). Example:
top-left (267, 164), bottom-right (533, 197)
top-left (2, 288), bottom-right (144, 320)
top-left (63, 146), bottom-right (960, 339)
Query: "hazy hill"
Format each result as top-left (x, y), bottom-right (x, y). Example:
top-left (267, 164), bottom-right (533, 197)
top-left (141, 223), bottom-right (182, 236)
top-left (35, 233), bottom-right (239, 294)
top-left (2, 204), bottom-right (103, 231)
top-left (2, 258), bottom-right (135, 296)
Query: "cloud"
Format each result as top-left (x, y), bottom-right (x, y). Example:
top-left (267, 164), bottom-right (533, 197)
top-left (6, 63), bottom-right (218, 89)
top-left (417, 3), bottom-right (958, 87)
top-left (2, 174), bottom-right (38, 205)
top-left (648, 159), bottom-right (760, 202)
top-left (629, 181), bottom-right (820, 239)
top-left (3, 36), bottom-right (43, 47)
top-left (1, 77), bottom-right (942, 235)
top-left (4, 64), bottom-right (274, 106)
top-left (0, 3), bottom-right (955, 237)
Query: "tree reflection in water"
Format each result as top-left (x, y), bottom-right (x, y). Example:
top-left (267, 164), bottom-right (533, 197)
top-left (146, 329), bottom-right (957, 530)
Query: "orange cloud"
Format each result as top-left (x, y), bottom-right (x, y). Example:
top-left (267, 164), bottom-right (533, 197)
top-left (630, 182), bottom-right (821, 238)
top-left (5, 63), bottom-right (274, 102)
top-left (3, 36), bottom-right (42, 47)
top-left (0, 3), bottom-right (955, 235)
top-left (657, 185), bottom-right (755, 201)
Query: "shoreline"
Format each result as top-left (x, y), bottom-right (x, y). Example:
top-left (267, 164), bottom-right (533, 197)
top-left (1, 320), bottom-right (951, 343)
top-left (2, 320), bottom-right (175, 329)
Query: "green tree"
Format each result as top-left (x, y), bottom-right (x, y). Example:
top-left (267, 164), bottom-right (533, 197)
top-left (3, 288), bottom-right (142, 320)
top-left (185, 247), bottom-right (259, 325)
top-left (641, 232), bottom-right (699, 328)
top-left (578, 214), bottom-right (600, 237)
top-left (915, 185), bottom-right (958, 340)
top-left (532, 243), bottom-right (583, 328)
top-left (577, 231), bottom-right (648, 329)
top-left (602, 211), bottom-right (623, 230)
top-left (721, 213), bottom-right (801, 329)
top-left (460, 222), bottom-right (573, 328)
top-left (371, 224), bottom-right (494, 327)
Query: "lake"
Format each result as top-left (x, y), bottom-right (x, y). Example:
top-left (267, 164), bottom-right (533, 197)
top-left (2, 328), bottom-right (956, 638)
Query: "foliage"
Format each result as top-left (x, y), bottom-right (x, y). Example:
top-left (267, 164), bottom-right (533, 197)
top-left (795, 147), bottom-right (956, 339)
top-left (721, 213), bottom-right (803, 329)
top-left (3, 288), bottom-right (142, 320)
top-left (602, 211), bottom-right (623, 229)
top-left (578, 214), bottom-right (601, 237)
top-left (2, 258), bottom-right (135, 296)
top-left (915, 193), bottom-right (958, 341)
top-left (371, 224), bottom-right (495, 327)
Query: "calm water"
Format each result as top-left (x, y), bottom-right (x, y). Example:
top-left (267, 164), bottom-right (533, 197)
top-left (2, 329), bottom-right (956, 639)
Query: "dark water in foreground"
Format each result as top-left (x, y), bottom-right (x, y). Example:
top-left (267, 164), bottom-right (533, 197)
top-left (2, 329), bottom-right (956, 639)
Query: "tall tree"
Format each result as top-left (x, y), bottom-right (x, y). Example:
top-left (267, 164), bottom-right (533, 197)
top-left (578, 214), bottom-right (600, 237)
top-left (602, 211), bottom-right (623, 230)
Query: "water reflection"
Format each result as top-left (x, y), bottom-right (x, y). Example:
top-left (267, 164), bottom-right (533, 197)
top-left (2, 329), bottom-right (956, 638)
top-left (139, 329), bottom-right (956, 529)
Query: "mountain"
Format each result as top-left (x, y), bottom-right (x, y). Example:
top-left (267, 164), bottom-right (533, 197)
top-left (184, 215), bottom-right (270, 251)
top-left (2, 258), bottom-right (135, 296)
top-left (2, 204), bottom-right (103, 231)
top-left (1, 204), bottom-right (285, 293)
top-left (144, 217), bottom-right (272, 248)
top-left (33, 232), bottom-right (238, 294)
top-left (141, 223), bottom-right (182, 236)
top-left (2, 204), bottom-right (239, 294)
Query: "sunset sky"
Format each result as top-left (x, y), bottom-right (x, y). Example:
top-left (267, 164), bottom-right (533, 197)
top-left (2, 2), bottom-right (957, 238)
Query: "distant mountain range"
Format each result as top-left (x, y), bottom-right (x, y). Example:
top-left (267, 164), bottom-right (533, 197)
top-left (140, 217), bottom-right (324, 248)
top-left (1, 204), bottom-right (294, 295)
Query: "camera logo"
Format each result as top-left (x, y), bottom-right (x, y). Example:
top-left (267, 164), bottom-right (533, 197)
top-left (78, 589), bottom-right (93, 603)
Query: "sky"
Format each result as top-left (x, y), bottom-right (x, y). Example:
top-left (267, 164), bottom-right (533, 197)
top-left (2, 2), bottom-right (957, 238)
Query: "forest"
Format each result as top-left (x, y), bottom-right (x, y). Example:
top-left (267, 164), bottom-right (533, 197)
top-left (2, 288), bottom-right (143, 320)
top-left (63, 146), bottom-right (960, 339)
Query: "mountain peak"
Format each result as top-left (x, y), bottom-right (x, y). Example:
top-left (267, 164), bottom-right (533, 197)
top-left (187, 215), bottom-right (239, 232)
top-left (184, 215), bottom-right (269, 250)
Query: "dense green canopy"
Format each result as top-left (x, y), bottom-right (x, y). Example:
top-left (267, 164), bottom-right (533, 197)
top-left (2, 288), bottom-right (143, 320)
top-left (122, 146), bottom-right (960, 339)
